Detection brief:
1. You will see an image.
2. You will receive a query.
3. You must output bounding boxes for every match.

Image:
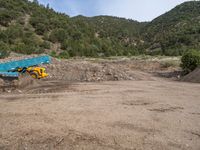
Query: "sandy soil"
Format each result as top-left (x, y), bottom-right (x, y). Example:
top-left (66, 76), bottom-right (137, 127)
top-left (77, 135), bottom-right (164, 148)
top-left (0, 78), bottom-right (200, 150)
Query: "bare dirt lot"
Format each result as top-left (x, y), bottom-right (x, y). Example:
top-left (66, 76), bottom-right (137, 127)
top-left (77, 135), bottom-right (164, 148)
top-left (0, 57), bottom-right (200, 150)
top-left (1, 79), bottom-right (200, 150)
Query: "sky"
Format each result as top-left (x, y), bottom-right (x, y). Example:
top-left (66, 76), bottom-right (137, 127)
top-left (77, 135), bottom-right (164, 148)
top-left (34, 0), bottom-right (191, 22)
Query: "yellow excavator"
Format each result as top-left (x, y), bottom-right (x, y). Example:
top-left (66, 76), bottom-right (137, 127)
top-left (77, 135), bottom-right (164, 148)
top-left (15, 67), bottom-right (48, 79)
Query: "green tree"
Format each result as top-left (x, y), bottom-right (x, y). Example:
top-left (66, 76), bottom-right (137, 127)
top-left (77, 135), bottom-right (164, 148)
top-left (33, 0), bottom-right (39, 5)
top-left (58, 51), bottom-right (70, 59)
top-left (46, 3), bottom-right (50, 9)
top-left (181, 49), bottom-right (200, 73)
top-left (49, 28), bottom-right (68, 43)
top-left (0, 42), bottom-right (10, 59)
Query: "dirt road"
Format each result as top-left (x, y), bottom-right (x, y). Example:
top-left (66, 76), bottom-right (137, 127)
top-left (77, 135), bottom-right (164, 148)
top-left (0, 78), bottom-right (200, 150)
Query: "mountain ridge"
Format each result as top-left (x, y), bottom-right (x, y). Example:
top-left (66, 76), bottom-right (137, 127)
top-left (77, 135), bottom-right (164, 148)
top-left (0, 0), bottom-right (200, 58)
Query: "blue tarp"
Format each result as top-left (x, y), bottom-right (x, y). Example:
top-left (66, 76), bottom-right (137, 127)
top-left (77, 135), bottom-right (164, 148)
top-left (0, 55), bottom-right (51, 77)
top-left (0, 72), bottom-right (18, 77)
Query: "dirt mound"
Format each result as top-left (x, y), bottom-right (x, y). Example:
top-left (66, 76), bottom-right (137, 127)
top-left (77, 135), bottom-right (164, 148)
top-left (0, 78), bottom-right (5, 92)
top-left (0, 75), bottom-right (37, 93)
top-left (0, 76), bottom-right (71, 94)
top-left (0, 58), bottom-right (155, 94)
top-left (181, 67), bottom-right (200, 83)
top-left (1, 55), bottom-right (181, 93)
top-left (0, 78), bottom-right (4, 86)
top-left (17, 74), bottom-right (41, 88)
top-left (45, 58), bottom-right (154, 82)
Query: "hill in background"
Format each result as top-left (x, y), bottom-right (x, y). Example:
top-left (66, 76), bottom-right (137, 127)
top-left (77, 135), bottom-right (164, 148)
top-left (0, 0), bottom-right (200, 58)
top-left (142, 1), bottom-right (200, 55)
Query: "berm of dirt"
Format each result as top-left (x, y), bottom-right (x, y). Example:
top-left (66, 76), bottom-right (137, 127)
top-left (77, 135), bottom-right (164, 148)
top-left (181, 67), bottom-right (200, 83)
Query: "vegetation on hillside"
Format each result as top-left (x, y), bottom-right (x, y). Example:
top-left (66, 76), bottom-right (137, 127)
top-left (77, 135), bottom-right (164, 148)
top-left (142, 1), bottom-right (200, 56)
top-left (0, 0), bottom-right (200, 58)
top-left (181, 49), bottom-right (200, 73)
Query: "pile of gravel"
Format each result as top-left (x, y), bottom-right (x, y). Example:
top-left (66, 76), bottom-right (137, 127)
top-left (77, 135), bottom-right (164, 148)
top-left (45, 58), bottom-right (136, 82)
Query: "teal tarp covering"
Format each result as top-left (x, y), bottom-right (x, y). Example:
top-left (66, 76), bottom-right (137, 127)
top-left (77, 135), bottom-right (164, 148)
top-left (0, 72), bottom-right (18, 77)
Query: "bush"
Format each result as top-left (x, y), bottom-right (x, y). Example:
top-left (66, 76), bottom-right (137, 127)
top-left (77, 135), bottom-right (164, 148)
top-left (41, 41), bottom-right (51, 49)
top-left (160, 61), bottom-right (178, 68)
top-left (0, 10), bottom-right (18, 26)
top-left (58, 51), bottom-right (70, 59)
top-left (49, 28), bottom-right (68, 43)
top-left (0, 42), bottom-right (10, 59)
top-left (181, 49), bottom-right (200, 73)
top-left (35, 23), bottom-right (47, 35)
top-left (61, 40), bottom-right (68, 50)
top-left (11, 42), bottom-right (44, 54)
top-left (0, 30), bottom-right (7, 43)
top-left (5, 24), bottom-right (23, 43)
top-left (50, 50), bottom-right (57, 57)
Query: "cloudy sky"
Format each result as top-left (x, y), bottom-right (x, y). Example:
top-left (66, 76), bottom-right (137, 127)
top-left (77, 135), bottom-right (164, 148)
top-left (36, 0), bottom-right (191, 21)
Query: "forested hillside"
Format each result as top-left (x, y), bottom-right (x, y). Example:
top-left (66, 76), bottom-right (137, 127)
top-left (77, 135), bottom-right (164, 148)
top-left (142, 1), bottom-right (200, 55)
top-left (0, 0), bottom-right (200, 58)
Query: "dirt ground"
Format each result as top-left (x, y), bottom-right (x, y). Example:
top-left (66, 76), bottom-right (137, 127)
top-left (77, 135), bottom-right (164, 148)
top-left (1, 56), bottom-right (200, 150)
top-left (0, 78), bottom-right (200, 150)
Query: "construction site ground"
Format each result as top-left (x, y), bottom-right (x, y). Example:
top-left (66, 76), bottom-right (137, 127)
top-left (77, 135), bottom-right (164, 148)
top-left (0, 56), bottom-right (200, 150)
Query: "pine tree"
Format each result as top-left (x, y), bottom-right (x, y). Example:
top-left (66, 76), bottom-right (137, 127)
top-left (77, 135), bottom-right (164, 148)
top-left (33, 0), bottom-right (39, 5)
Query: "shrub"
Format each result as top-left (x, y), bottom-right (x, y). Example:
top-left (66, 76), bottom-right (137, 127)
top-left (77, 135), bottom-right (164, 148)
top-left (0, 30), bottom-right (7, 43)
top-left (41, 41), bottom-right (51, 49)
top-left (0, 42), bottom-right (10, 59)
top-left (50, 50), bottom-right (57, 57)
top-left (61, 40), bottom-right (68, 50)
top-left (11, 42), bottom-right (44, 54)
top-left (58, 51), bottom-right (70, 59)
top-left (49, 28), bottom-right (68, 43)
top-left (5, 24), bottom-right (24, 43)
top-left (181, 49), bottom-right (200, 73)
top-left (0, 10), bottom-right (18, 26)
top-left (35, 23), bottom-right (47, 35)
top-left (160, 61), bottom-right (178, 68)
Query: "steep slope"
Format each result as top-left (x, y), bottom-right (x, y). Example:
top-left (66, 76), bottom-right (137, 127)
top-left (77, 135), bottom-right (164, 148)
top-left (142, 1), bottom-right (200, 55)
top-left (72, 15), bottom-right (148, 55)
top-left (72, 15), bottom-right (145, 39)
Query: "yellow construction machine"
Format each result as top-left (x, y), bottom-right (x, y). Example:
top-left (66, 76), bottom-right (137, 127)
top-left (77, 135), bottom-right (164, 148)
top-left (16, 67), bottom-right (48, 79)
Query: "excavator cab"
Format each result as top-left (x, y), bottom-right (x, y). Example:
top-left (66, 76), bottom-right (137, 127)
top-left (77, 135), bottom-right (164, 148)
top-left (27, 67), bottom-right (48, 79)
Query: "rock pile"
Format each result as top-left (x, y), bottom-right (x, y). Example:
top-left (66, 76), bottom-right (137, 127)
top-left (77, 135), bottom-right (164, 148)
top-left (45, 58), bottom-right (144, 82)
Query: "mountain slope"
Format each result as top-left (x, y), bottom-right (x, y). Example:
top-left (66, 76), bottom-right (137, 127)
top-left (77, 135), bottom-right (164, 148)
top-left (0, 0), bottom-right (144, 58)
top-left (0, 0), bottom-right (200, 58)
top-left (142, 1), bottom-right (200, 55)
top-left (72, 15), bottom-right (144, 38)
